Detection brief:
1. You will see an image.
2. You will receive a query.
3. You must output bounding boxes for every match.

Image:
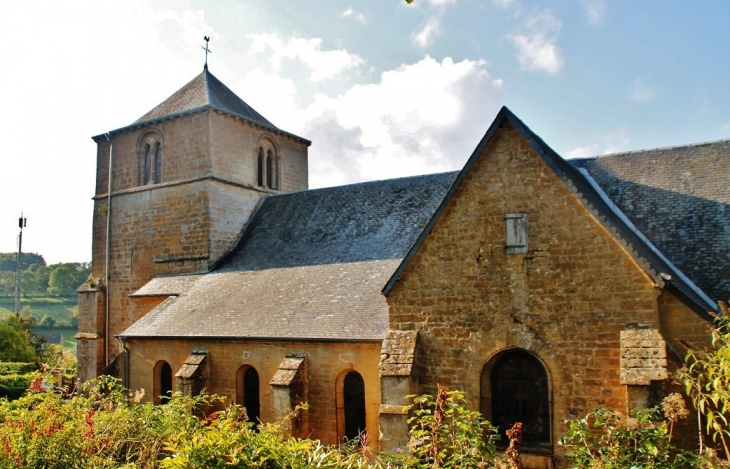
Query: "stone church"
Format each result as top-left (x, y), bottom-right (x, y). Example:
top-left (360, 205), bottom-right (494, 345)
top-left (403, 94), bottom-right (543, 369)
top-left (77, 66), bottom-right (729, 468)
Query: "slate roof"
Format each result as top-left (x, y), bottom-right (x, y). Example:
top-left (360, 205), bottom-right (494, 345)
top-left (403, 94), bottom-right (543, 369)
top-left (93, 69), bottom-right (309, 144)
top-left (135, 68), bottom-right (275, 128)
top-left (384, 107), bottom-right (720, 318)
top-left (120, 172), bottom-right (458, 340)
top-left (571, 140), bottom-right (730, 304)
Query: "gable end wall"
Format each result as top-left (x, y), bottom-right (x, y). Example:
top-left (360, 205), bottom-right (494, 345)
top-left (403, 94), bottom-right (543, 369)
top-left (386, 121), bottom-right (664, 465)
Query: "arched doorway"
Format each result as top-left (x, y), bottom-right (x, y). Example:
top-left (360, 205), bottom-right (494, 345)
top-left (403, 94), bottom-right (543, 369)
top-left (153, 360), bottom-right (173, 405)
top-left (336, 370), bottom-right (366, 442)
top-left (481, 349), bottom-right (550, 447)
top-left (236, 365), bottom-right (260, 426)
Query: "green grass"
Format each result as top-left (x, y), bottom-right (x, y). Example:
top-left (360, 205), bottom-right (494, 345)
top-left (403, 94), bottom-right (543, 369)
top-left (0, 295), bottom-right (77, 326)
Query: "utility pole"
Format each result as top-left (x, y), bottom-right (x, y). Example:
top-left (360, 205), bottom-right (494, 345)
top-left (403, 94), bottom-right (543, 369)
top-left (14, 214), bottom-right (26, 315)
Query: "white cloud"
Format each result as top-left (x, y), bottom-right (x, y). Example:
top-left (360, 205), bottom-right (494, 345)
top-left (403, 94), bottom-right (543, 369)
top-left (508, 11), bottom-right (564, 74)
top-left (0, 0), bottom-right (222, 263)
top-left (298, 56), bottom-right (503, 187)
top-left (578, 0), bottom-right (606, 26)
top-left (629, 77), bottom-right (657, 103)
top-left (722, 123), bottom-right (730, 134)
top-left (248, 33), bottom-right (364, 82)
top-left (427, 0), bottom-right (457, 5)
top-left (564, 130), bottom-right (629, 158)
top-left (341, 8), bottom-right (367, 24)
top-left (492, 0), bottom-right (515, 8)
top-left (413, 19), bottom-right (441, 48)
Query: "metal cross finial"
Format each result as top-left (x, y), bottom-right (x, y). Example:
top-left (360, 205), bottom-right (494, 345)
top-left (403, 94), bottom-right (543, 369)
top-left (202, 36), bottom-right (212, 71)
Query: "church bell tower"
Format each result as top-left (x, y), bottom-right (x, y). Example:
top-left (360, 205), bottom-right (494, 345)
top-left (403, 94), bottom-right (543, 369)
top-left (76, 66), bottom-right (310, 383)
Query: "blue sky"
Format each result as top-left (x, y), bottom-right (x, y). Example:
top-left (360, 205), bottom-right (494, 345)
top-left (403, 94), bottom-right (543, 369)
top-left (1, 0), bottom-right (729, 264)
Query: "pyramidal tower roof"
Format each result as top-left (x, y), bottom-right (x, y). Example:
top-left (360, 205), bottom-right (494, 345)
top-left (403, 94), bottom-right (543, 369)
top-left (134, 68), bottom-right (278, 131)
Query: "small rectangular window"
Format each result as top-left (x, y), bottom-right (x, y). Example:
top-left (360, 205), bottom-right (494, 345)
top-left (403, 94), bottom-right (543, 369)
top-left (505, 213), bottom-right (528, 254)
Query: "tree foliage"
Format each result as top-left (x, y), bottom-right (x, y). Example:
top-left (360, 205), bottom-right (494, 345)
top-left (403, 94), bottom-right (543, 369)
top-left (0, 252), bottom-right (45, 272)
top-left (0, 252), bottom-right (91, 297)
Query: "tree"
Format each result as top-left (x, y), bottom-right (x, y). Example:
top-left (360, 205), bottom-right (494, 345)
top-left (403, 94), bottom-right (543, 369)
top-left (47, 262), bottom-right (91, 296)
top-left (0, 252), bottom-right (46, 272)
top-left (21, 264), bottom-right (51, 296)
top-left (47, 265), bottom-right (78, 296)
top-left (0, 318), bottom-right (37, 363)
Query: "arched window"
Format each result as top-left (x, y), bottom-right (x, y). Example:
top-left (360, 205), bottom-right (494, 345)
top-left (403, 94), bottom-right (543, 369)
top-left (336, 370), bottom-right (366, 442)
top-left (481, 350), bottom-right (550, 447)
top-left (154, 142), bottom-right (163, 183)
top-left (153, 360), bottom-right (173, 405)
top-left (143, 143), bottom-right (152, 185)
top-left (257, 147), bottom-right (264, 187)
top-left (266, 150), bottom-right (274, 189)
top-left (236, 365), bottom-right (260, 427)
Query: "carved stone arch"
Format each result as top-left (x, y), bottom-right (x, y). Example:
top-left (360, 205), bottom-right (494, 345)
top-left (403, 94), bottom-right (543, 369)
top-left (136, 129), bottom-right (164, 186)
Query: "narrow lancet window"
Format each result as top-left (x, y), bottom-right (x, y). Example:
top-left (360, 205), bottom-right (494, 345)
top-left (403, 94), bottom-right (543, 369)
top-left (154, 142), bottom-right (163, 183)
top-left (266, 150), bottom-right (274, 189)
top-left (257, 147), bottom-right (265, 187)
top-left (143, 143), bottom-right (152, 185)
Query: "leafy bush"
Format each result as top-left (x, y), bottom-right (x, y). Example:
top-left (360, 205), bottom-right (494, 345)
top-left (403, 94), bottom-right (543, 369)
top-left (162, 405), bottom-right (373, 469)
top-left (398, 384), bottom-right (506, 469)
top-left (0, 376), bottom-right (210, 468)
top-left (559, 404), bottom-right (701, 469)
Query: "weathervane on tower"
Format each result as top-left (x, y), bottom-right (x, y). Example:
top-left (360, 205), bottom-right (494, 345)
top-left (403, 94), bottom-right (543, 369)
top-left (202, 36), bottom-right (212, 71)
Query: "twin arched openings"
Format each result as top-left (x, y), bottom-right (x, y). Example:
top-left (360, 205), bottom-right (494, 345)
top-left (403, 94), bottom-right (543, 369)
top-left (139, 133), bottom-right (163, 186)
top-left (257, 139), bottom-right (278, 190)
top-left (481, 349), bottom-right (551, 447)
top-left (336, 370), bottom-right (366, 443)
top-left (153, 360), bottom-right (173, 405)
top-left (236, 365), bottom-right (261, 426)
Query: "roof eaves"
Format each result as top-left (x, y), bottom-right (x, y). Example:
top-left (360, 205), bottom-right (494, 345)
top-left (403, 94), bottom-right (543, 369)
top-left (116, 333), bottom-right (383, 343)
top-left (92, 104), bottom-right (311, 146)
top-left (92, 106), bottom-right (210, 141)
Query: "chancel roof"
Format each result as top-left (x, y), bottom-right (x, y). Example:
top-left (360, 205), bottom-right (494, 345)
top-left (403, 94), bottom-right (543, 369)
top-left (571, 140), bottom-right (730, 304)
top-left (120, 172), bottom-right (458, 340)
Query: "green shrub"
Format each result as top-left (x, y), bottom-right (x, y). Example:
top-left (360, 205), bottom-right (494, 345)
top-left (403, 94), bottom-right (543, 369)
top-left (559, 406), bottom-right (700, 469)
top-left (399, 384), bottom-right (505, 469)
top-left (0, 370), bottom-right (39, 399)
top-left (162, 404), bottom-right (372, 469)
top-left (0, 376), bottom-right (212, 468)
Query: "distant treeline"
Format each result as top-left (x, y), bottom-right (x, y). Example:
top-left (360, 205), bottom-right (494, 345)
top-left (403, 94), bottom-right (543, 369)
top-left (0, 253), bottom-right (91, 297)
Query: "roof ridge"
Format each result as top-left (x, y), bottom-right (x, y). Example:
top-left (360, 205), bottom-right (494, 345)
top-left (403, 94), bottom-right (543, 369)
top-left (581, 137), bottom-right (730, 161)
top-left (269, 170), bottom-right (461, 199)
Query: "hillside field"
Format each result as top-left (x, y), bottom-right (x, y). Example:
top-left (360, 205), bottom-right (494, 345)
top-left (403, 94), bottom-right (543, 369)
top-left (0, 296), bottom-right (77, 349)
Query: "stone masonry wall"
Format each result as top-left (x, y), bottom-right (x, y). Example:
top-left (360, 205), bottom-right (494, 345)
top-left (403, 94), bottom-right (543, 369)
top-left (386, 121), bottom-right (666, 467)
top-left (83, 110), bottom-right (309, 377)
top-left (209, 112), bottom-right (309, 194)
top-left (125, 338), bottom-right (381, 448)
